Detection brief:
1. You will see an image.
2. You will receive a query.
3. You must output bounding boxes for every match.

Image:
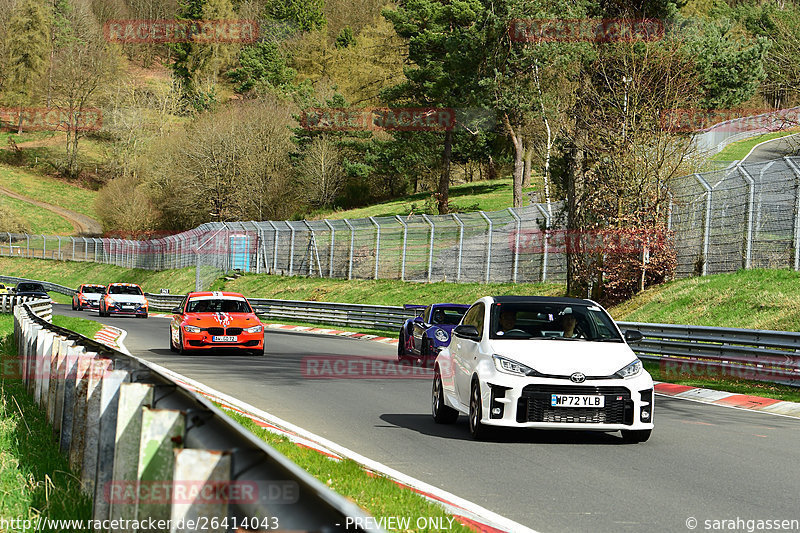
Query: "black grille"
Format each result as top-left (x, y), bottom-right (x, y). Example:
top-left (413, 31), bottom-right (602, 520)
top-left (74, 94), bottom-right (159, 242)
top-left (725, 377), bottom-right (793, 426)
top-left (519, 385), bottom-right (633, 425)
top-left (226, 328), bottom-right (243, 335)
top-left (206, 327), bottom-right (224, 336)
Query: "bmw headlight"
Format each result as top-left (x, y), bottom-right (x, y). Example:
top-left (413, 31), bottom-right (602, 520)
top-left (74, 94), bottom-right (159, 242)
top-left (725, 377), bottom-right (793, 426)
top-left (244, 325), bottom-right (263, 333)
top-left (434, 329), bottom-right (449, 342)
top-left (615, 359), bottom-right (642, 379)
top-left (183, 325), bottom-right (202, 333)
top-left (493, 355), bottom-right (538, 376)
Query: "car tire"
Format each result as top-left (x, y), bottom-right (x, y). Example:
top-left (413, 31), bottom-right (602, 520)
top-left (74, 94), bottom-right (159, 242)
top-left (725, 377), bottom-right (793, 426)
top-left (421, 335), bottom-right (430, 357)
top-left (72, 300), bottom-right (77, 311)
top-left (621, 429), bottom-right (652, 443)
top-left (137, 313), bottom-right (148, 319)
top-left (169, 332), bottom-right (177, 353)
top-left (469, 380), bottom-right (490, 440)
top-left (398, 329), bottom-right (407, 358)
top-left (178, 333), bottom-right (189, 355)
top-left (432, 368), bottom-right (458, 424)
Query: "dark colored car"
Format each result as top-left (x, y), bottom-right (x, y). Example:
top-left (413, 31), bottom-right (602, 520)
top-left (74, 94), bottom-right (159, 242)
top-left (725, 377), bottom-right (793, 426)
top-left (14, 282), bottom-right (50, 300)
top-left (398, 303), bottom-right (470, 364)
top-left (72, 284), bottom-right (106, 311)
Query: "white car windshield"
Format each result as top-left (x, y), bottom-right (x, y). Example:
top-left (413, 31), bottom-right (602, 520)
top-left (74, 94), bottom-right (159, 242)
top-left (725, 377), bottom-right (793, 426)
top-left (490, 302), bottom-right (622, 342)
top-left (108, 285), bottom-right (142, 295)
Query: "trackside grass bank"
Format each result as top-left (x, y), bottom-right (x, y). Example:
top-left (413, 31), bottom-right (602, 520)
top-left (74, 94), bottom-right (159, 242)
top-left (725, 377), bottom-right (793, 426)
top-left (0, 314), bottom-right (92, 527)
top-left (223, 409), bottom-right (475, 533)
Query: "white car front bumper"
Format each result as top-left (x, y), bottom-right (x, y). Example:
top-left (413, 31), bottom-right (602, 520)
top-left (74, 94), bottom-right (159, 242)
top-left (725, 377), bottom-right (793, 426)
top-left (476, 372), bottom-right (654, 431)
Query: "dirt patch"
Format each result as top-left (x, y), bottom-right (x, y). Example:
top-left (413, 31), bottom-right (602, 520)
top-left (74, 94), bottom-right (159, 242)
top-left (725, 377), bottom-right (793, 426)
top-left (0, 185), bottom-right (102, 236)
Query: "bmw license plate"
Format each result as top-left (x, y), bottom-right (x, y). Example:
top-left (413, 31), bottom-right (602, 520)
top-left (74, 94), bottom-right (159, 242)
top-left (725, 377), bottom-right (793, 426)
top-left (551, 394), bottom-right (604, 408)
top-left (212, 336), bottom-right (237, 342)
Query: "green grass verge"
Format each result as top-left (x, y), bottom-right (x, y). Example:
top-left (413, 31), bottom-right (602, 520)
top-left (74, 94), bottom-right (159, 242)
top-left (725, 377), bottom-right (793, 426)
top-left (51, 315), bottom-right (104, 339)
top-left (711, 129), bottom-right (800, 161)
top-left (222, 408), bottom-right (473, 533)
top-left (313, 178), bottom-right (537, 219)
top-left (0, 164), bottom-right (98, 219)
top-left (0, 193), bottom-right (74, 235)
top-left (0, 131), bottom-right (56, 145)
top-left (609, 268), bottom-right (800, 331)
top-left (0, 314), bottom-right (93, 528)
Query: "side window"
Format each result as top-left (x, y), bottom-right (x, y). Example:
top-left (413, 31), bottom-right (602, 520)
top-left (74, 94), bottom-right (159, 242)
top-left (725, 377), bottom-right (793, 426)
top-left (423, 306), bottom-right (431, 324)
top-left (462, 303), bottom-right (485, 337)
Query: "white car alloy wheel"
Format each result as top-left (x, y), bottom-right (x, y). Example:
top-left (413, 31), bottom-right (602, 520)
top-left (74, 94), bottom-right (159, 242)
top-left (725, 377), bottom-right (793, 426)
top-left (432, 369), bottom-right (458, 424)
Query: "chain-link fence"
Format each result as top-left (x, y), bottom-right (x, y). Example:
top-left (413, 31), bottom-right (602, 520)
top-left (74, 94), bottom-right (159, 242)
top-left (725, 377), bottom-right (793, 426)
top-left (3, 156), bottom-right (800, 288)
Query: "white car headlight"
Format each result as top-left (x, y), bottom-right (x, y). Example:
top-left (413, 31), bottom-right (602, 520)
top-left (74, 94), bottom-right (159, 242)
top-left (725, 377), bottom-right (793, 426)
top-left (615, 359), bottom-right (642, 379)
top-left (434, 329), bottom-right (449, 342)
top-left (244, 325), bottom-right (263, 333)
top-left (183, 325), bottom-right (202, 333)
top-left (493, 355), bottom-right (537, 376)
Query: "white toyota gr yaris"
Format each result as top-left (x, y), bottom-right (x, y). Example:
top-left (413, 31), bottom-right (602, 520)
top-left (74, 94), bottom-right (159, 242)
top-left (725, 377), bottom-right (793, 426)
top-left (432, 296), bottom-right (654, 442)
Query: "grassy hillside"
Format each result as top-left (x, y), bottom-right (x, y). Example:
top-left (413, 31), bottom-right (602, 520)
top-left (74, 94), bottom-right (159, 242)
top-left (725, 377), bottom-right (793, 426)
top-left (0, 257), bottom-right (563, 305)
top-left (610, 269), bottom-right (800, 331)
top-left (0, 164), bottom-right (99, 219)
top-left (0, 194), bottom-right (73, 234)
top-left (314, 178), bottom-right (539, 219)
top-left (711, 129), bottom-right (800, 161)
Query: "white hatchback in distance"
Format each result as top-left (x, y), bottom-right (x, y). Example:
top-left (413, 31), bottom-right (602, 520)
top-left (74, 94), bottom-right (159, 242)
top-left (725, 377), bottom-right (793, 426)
top-left (432, 296), bottom-right (653, 442)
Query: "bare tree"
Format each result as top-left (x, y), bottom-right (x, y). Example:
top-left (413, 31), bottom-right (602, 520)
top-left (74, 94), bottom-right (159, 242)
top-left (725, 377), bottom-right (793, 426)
top-left (296, 135), bottom-right (345, 208)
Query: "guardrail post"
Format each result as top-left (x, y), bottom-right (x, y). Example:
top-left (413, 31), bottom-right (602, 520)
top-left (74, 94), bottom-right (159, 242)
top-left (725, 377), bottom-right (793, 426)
top-left (369, 217), bottom-right (380, 280)
top-left (136, 407), bottom-right (186, 524)
top-left (34, 328), bottom-right (54, 405)
top-left (69, 351), bottom-right (98, 474)
top-left (324, 219), bottom-right (335, 278)
top-left (737, 164), bottom-right (756, 269)
top-left (109, 383), bottom-right (154, 526)
top-left (395, 216), bottom-right (408, 281)
top-left (694, 173), bottom-right (712, 276)
top-left (343, 219), bottom-right (355, 280)
top-left (93, 369), bottom-right (130, 524)
top-left (81, 358), bottom-right (112, 495)
top-left (784, 157), bottom-right (800, 270)
top-left (59, 345), bottom-right (85, 454)
top-left (479, 211), bottom-right (493, 283)
top-left (170, 450), bottom-right (231, 531)
top-left (508, 208), bottom-right (522, 283)
top-left (422, 214), bottom-right (435, 282)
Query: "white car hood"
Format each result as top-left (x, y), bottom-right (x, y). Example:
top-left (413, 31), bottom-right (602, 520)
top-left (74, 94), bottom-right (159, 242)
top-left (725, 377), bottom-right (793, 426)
top-left (107, 294), bottom-right (146, 304)
top-left (491, 339), bottom-right (637, 376)
top-left (83, 294), bottom-right (102, 301)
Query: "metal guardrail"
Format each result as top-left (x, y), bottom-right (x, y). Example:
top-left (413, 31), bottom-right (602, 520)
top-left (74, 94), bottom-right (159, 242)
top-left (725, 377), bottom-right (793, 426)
top-left (146, 291), bottom-right (800, 386)
top-left (0, 275), bottom-right (75, 296)
top-left (12, 300), bottom-right (379, 531)
top-left (618, 321), bottom-right (800, 386)
top-left (0, 294), bottom-right (53, 321)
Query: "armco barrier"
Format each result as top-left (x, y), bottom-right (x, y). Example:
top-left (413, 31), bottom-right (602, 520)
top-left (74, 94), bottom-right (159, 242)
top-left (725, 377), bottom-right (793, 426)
top-left (147, 290), bottom-right (800, 387)
top-left (12, 300), bottom-right (380, 531)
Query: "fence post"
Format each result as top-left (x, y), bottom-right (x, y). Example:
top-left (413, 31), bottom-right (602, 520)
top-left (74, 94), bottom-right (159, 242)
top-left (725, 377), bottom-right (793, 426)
top-left (534, 204), bottom-right (550, 282)
top-left (694, 173), bottom-right (712, 276)
top-left (508, 208), bottom-right (521, 283)
top-left (324, 219), bottom-right (335, 278)
top-left (784, 157), bottom-right (800, 271)
top-left (421, 214), bottom-right (435, 282)
top-left (267, 221), bottom-right (279, 274)
top-left (56, 236), bottom-right (61, 260)
top-left (369, 217), bottom-right (380, 280)
top-left (451, 214), bottom-right (464, 282)
top-left (288, 223), bottom-right (296, 276)
top-left (395, 215), bottom-right (408, 281)
top-left (479, 211), bottom-right (493, 283)
top-left (42, 234), bottom-right (46, 258)
top-left (343, 219), bottom-right (355, 280)
top-left (26, 233), bottom-right (29, 256)
top-left (737, 163), bottom-right (756, 269)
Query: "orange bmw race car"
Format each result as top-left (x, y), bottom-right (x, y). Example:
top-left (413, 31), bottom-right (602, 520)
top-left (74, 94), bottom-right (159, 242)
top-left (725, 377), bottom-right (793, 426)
top-left (170, 291), bottom-right (264, 356)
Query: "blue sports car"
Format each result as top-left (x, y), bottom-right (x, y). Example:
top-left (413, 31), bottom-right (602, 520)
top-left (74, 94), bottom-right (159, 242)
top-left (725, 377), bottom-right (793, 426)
top-left (398, 303), bottom-right (470, 365)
